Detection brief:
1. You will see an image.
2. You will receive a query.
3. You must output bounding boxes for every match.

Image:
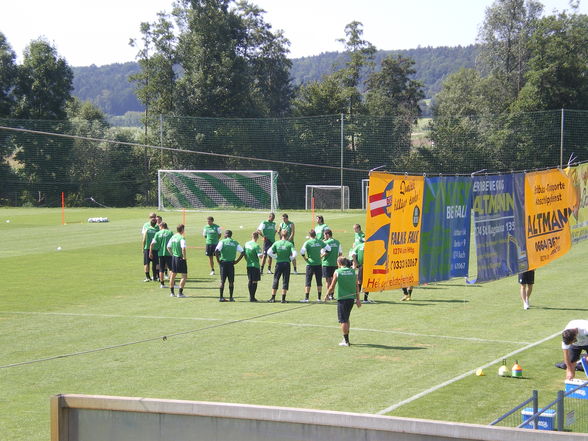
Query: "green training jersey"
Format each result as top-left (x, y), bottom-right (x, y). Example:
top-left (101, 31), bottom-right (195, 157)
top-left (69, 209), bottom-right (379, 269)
top-left (350, 242), bottom-right (364, 266)
top-left (314, 223), bottom-right (329, 241)
top-left (322, 238), bottom-right (341, 267)
top-left (203, 223), bottom-right (221, 245)
top-left (270, 239), bottom-right (295, 263)
top-left (143, 225), bottom-right (158, 250)
top-left (279, 221), bottom-right (294, 240)
top-left (153, 229), bottom-right (174, 256)
top-left (301, 238), bottom-right (328, 266)
top-left (258, 221), bottom-right (277, 243)
top-left (168, 233), bottom-right (186, 258)
top-left (354, 231), bottom-right (365, 245)
top-left (335, 267), bottom-right (357, 300)
top-left (216, 238), bottom-right (243, 262)
top-left (244, 240), bottom-right (262, 268)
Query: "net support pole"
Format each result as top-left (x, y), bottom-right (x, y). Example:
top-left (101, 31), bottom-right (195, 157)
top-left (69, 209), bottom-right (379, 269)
top-left (61, 192), bottom-right (65, 225)
top-left (560, 108), bottom-right (564, 168)
top-left (311, 197), bottom-right (315, 228)
top-left (340, 113), bottom-right (344, 212)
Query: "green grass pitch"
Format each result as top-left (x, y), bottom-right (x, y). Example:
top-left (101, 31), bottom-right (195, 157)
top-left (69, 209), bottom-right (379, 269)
top-left (1, 207), bottom-right (586, 440)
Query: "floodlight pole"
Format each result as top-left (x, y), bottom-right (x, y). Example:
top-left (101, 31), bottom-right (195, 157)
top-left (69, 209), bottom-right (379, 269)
top-left (340, 113), bottom-right (344, 212)
top-left (560, 108), bottom-right (564, 168)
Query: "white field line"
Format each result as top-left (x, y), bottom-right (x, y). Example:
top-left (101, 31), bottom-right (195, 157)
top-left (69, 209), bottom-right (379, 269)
top-left (376, 330), bottom-right (562, 415)
top-left (3, 311), bottom-right (529, 345)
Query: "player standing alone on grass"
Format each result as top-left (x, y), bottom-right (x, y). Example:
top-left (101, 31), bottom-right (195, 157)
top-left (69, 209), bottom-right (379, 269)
top-left (215, 230), bottom-right (245, 302)
top-left (322, 229), bottom-right (342, 300)
top-left (278, 213), bottom-right (298, 274)
top-left (258, 213), bottom-right (277, 274)
top-left (268, 230), bottom-right (297, 303)
top-left (203, 216), bottom-right (222, 275)
top-left (142, 217), bottom-right (159, 282)
top-left (150, 222), bottom-right (173, 288)
top-left (300, 229), bottom-right (330, 302)
top-left (326, 257), bottom-right (361, 346)
top-left (244, 231), bottom-right (263, 302)
top-left (167, 224), bottom-right (188, 298)
top-left (519, 270), bottom-right (535, 310)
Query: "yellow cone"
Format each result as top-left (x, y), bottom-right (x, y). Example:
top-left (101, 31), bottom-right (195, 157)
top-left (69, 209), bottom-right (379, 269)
top-left (476, 368), bottom-right (485, 376)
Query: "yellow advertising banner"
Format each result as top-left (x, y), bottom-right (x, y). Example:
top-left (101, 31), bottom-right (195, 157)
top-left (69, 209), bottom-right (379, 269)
top-left (566, 163), bottom-right (588, 243)
top-left (525, 169), bottom-right (576, 270)
top-left (363, 172), bottom-right (424, 292)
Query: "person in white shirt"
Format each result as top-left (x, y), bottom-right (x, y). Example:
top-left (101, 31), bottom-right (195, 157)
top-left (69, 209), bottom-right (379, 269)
top-left (562, 320), bottom-right (588, 380)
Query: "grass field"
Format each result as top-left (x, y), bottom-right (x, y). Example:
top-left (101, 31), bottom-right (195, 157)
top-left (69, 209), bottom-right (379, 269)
top-left (1, 207), bottom-right (587, 440)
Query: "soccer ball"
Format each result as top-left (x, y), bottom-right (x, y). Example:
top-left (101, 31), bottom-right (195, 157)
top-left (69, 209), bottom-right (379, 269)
top-left (498, 365), bottom-right (509, 376)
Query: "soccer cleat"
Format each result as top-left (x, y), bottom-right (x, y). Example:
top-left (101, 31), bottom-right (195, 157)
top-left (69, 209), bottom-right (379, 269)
top-left (144, 278), bottom-right (151, 282)
top-left (170, 293), bottom-right (175, 297)
top-left (281, 299), bottom-right (287, 303)
top-left (160, 284), bottom-right (165, 288)
top-left (178, 293), bottom-right (186, 298)
top-left (338, 339), bottom-right (350, 347)
top-left (293, 270), bottom-right (298, 275)
top-left (250, 298), bottom-right (259, 302)
top-left (219, 297), bottom-right (226, 302)
top-left (300, 298), bottom-right (309, 303)
top-left (209, 270), bottom-right (215, 276)
top-left (229, 297), bottom-right (235, 302)
top-left (523, 301), bottom-right (529, 310)
top-left (267, 298), bottom-right (275, 303)
top-left (401, 294), bottom-right (411, 301)
top-left (267, 269), bottom-right (273, 274)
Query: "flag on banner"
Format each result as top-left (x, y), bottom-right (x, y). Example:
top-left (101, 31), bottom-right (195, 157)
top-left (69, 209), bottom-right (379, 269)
top-left (471, 174), bottom-right (527, 283)
top-left (364, 173), bottom-right (424, 291)
top-left (566, 163), bottom-right (588, 244)
top-left (419, 176), bottom-right (472, 284)
top-left (524, 169), bottom-right (576, 269)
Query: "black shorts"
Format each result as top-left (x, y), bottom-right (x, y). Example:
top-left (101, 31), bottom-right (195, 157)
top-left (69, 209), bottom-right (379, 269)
top-left (322, 265), bottom-right (336, 279)
top-left (272, 261), bottom-right (291, 290)
top-left (263, 239), bottom-right (274, 255)
top-left (568, 345), bottom-right (588, 363)
top-left (519, 270), bottom-right (535, 285)
top-left (247, 267), bottom-right (261, 282)
top-left (305, 265), bottom-right (322, 288)
top-left (337, 298), bottom-right (355, 323)
top-left (158, 255), bottom-right (172, 272)
top-left (171, 256), bottom-right (187, 274)
top-left (220, 261), bottom-right (235, 284)
top-left (205, 244), bottom-right (217, 257)
top-left (143, 249), bottom-right (154, 265)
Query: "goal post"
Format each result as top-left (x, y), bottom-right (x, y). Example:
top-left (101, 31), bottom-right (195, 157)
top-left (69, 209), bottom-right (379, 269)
top-left (158, 170), bottom-right (279, 211)
top-left (305, 185), bottom-right (350, 210)
top-left (361, 179), bottom-right (369, 210)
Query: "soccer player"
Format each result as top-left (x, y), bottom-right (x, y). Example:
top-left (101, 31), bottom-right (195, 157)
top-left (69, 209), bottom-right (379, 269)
top-left (401, 287), bottom-right (413, 301)
top-left (258, 212), bottom-right (277, 274)
top-left (352, 223), bottom-right (365, 246)
top-left (322, 228), bottom-right (342, 300)
top-left (300, 229), bottom-right (331, 302)
top-left (244, 231), bottom-right (263, 302)
top-left (142, 216), bottom-right (159, 282)
top-left (562, 320), bottom-right (588, 380)
top-left (325, 257), bottom-right (361, 346)
top-left (141, 212), bottom-right (157, 235)
top-left (519, 270), bottom-right (535, 310)
top-left (350, 240), bottom-right (371, 303)
top-left (167, 224), bottom-right (188, 298)
top-left (215, 230), bottom-right (245, 302)
top-left (267, 230), bottom-right (297, 303)
top-left (277, 213), bottom-right (298, 273)
top-left (150, 222), bottom-right (173, 288)
top-left (314, 215), bottom-right (329, 241)
top-left (203, 216), bottom-right (222, 275)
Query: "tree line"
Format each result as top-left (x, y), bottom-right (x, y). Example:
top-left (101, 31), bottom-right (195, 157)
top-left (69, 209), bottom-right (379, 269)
top-left (0, 0), bottom-right (587, 207)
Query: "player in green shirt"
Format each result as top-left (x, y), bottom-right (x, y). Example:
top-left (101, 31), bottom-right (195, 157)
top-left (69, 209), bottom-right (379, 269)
top-left (300, 229), bottom-right (331, 302)
top-left (322, 229), bottom-right (342, 300)
top-left (149, 222), bottom-right (174, 288)
top-left (214, 230), bottom-right (245, 302)
top-left (142, 217), bottom-right (159, 282)
top-left (267, 230), bottom-right (297, 303)
top-left (244, 231), bottom-right (263, 302)
top-left (314, 215), bottom-right (329, 241)
top-left (258, 212), bottom-right (277, 274)
top-left (350, 241), bottom-right (372, 303)
top-left (203, 216), bottom-right (222, 276)
top-left (326, 257), bottom-right (361, 346)
top-left (353, 223), bottom-right (365, 246)
top-left (166, 224), bottom-right (188, 298)
top-left (277, 213), bottom-right (298, 273)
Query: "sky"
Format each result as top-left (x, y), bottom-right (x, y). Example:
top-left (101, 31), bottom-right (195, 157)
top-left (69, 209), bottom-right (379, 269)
top-left (0, 0), bottom-right (585, 67)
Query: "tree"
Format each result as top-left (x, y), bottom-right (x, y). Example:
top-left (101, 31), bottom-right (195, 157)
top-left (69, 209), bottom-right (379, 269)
top-left (0, 32), bottom-right (16, 117)
top-left (477, 0), bottom-right (543, 101)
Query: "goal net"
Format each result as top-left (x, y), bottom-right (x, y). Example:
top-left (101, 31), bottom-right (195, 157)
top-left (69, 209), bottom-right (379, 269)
top-left (158, 170), bottom-right (279, 211)
top-left (305, 185), bottom-right (350, 210)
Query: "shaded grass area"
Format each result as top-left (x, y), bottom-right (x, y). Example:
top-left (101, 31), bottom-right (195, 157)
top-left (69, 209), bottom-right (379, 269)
top-left (1, 207), bottom-right (587, 439)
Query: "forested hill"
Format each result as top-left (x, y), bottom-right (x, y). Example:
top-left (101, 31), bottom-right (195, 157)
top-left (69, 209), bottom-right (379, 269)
top-left (72, 45), bottom-right (479, 116)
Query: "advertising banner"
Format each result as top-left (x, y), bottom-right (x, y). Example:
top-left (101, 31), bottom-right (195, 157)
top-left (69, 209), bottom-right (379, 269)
top-left (567, 163), bottom-right (588, 244)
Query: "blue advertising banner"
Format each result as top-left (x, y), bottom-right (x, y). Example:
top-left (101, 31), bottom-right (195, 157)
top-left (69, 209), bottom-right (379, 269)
top-left (470, 174), bottom-right (527, 283)
top-left (419, 176), bottom-right (472, 284)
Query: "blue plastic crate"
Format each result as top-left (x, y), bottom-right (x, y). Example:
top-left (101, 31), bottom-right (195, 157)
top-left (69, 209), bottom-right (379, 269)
top-left (565, 379), bottom-right (588, 400)
top-left (521, 408), bottom-right (556, 430)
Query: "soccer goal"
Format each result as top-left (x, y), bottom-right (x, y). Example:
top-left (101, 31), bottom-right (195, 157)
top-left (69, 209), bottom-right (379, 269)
top-left (305, 185), bottom-right (350, 210)
top-left (158, 170), bottom-right (279, 211)
top-left (361, 179), bottom-right (369, 210)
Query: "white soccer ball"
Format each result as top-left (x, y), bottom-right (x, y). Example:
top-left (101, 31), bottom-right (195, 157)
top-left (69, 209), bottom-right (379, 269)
top-left (56, 246), bottom-right (62, 251)
top-left (5, 220), bottom-right (10, 223)
top-left (240, 225), bottom-right (243, 229)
